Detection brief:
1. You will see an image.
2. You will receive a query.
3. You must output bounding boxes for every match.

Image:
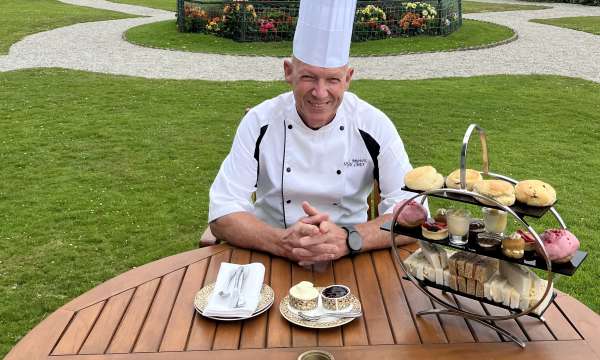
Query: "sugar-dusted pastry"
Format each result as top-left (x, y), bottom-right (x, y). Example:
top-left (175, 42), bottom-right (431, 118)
top-left (539, 229), bottom-right (580, 263)
top-left (445, 168), bottom-right (483, 190)
top-left (394, 200), bottom-right (428, 228)
top-left (473, 179), bottom-right (516, 206)
top-left (404, 165), bottom-right (444, 191)
top-left (502, 233), bottom-right (525, 259)
top-left (515, 180), bottom-right (556, 207)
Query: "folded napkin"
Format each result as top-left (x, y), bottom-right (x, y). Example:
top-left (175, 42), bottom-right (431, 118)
top-left (203, 262), bottom-right (265, 318)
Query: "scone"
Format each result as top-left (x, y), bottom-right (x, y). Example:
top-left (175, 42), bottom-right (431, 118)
top-left (445, 169), bottom-right (483, 191)
top-left (404, 166), bottom-right (444, 191)
top-left (473, 179), bottom-right (516, 206)
top-left (515, 180), bottom-right (556, 207)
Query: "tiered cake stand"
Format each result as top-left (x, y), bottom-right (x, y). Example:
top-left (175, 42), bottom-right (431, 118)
top-left (383, 124), bottom-right (588, 348)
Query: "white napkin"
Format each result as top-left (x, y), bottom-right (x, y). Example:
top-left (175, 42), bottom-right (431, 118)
top-left (203, 262), bottom-right (265, 318)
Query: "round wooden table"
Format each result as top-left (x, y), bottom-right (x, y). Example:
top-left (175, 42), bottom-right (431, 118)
top-left (6, 243), bottom-right (600, 359)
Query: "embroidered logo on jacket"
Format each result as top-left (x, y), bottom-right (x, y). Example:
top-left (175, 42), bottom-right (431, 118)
top-left (344, 158), bottom-right (368, 167)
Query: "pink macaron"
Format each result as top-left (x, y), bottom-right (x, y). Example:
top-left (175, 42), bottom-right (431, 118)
top-left (539, 229), bottom-right (580, 263)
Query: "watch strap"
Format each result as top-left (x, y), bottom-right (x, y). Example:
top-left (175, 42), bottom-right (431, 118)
top-left (342, 225), bottom-right (362, 256)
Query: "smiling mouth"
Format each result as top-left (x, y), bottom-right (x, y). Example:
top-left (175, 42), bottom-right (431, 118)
top-left (307, 100), bottom-right (330, 109)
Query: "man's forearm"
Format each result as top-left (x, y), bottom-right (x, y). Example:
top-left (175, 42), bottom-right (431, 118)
top-left (210, 212), bottom-right (287, 257)
top-left (355, 214), bottom-right (416, 252)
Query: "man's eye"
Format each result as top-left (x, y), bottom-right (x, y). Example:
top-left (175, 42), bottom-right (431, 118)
top-left (329, 78), bottom-right (341, 84)
top-left (301, 75), bottom-right (314, 80)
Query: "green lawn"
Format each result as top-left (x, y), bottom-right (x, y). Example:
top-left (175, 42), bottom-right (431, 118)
top-left (531, 16), bottom-right (600, 35)
top-left (1, 69), bottom-right (599, 357)
top-left (0, 0), bottom-right (135, 54)
top-left (109, 0), bottom-right (176, 11)
top-left (463, 0), bottom-right (550, 13)
top-left (125, 19), bottom-right (514, 56)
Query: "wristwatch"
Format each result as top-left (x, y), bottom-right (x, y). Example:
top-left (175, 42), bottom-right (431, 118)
top-left (342, 225), bottom-right (363, 256)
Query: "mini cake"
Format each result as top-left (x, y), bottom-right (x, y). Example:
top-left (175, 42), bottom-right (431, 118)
top-left (502, 233), bottom-right (525, 259)
top-left (515, 180), bottom-right (556, 207)
top-left (539, 229), bottom-right (580, 263)
top-left (445, 168), bottom-right (483, 191)
top-left (404, 166), bottom-right (444, 191)
top-left (394, 200), bottom-right (428, 228)
top-left (289, 281), bottom-right (319, 311)
top-left (421, 220), bottom-right (448, 241)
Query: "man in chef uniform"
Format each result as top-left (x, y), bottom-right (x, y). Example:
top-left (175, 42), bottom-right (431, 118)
top-left (208, 0), bottom-right (416, 266)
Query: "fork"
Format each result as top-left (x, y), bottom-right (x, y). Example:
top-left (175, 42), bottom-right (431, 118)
top-left (297, 311), bottom-right (362, 321)
top-left (218, 267), bottom-right (241, 298)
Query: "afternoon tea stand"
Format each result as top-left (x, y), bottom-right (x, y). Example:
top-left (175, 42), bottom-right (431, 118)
top-left (385, 124), bottom-right (588, 348)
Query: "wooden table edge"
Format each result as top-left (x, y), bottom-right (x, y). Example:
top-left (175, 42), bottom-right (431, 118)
top-left (63, 244), bottom-right (229, 311)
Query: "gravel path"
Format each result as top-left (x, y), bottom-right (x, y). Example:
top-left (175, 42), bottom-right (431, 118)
top-left (0, 0), bottom-right (599, 82)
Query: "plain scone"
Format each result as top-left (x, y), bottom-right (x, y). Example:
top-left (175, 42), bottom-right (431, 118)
top-left (404, 166), bottom-right (444, 191)
top-left (515, 180), bottom-right (556, 207)
top-left (445, 169), bottom-right (483, 190)
top-left (473, 179), bottom-right (516, 206)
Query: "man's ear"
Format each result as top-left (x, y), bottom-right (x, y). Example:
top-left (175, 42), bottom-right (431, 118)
top-left (345, 67), bottom-right (354, 90)
top-left (283, 59), bottom-right (294, 85)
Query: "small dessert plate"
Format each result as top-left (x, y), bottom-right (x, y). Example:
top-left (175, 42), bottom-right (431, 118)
top-left (194, 282), bottom-right (274, 321)
top-left (279, 287), bottom-right (362, 329)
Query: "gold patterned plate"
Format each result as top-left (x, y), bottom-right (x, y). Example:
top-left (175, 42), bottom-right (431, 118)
top-left (279, 287), bottom-right (362, 329)
top-left (194, 282), bottom-right (274, 321)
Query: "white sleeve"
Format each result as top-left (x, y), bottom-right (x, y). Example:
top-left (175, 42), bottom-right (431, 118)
top-left (377, 136), bottom-right (417, 215)
top-left (208, 113), bottom-right (261, 222)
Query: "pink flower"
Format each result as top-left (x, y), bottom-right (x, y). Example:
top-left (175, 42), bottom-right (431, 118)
top-left (379, 24), bottom-right (391, 35)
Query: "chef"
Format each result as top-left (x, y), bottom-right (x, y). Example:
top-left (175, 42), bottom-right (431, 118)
top-left (208, 0), bottom-right (416, 265)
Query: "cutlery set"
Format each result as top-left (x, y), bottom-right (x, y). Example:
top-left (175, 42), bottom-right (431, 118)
top-left (218, 266), bottom-right (247, 308)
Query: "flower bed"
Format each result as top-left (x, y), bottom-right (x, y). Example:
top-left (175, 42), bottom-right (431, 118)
top-left (177, 0), bottom-right (462, 41)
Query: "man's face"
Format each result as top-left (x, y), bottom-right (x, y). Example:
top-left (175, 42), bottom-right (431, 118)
top-left (284, 58), bottom-right (354, 129)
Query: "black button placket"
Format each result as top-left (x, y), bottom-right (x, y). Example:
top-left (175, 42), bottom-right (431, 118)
top-left (281, 119), bottom-right (290, 228)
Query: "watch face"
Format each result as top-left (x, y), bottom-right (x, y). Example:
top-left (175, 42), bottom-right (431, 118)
top-left (348, 232), bottom-right (362, 251)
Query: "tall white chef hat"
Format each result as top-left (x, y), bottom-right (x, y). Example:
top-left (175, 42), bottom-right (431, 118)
top-left (292, 0), bottom-right (357, 68)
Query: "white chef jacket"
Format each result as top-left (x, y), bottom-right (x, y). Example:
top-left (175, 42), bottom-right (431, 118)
top-left (208, 91), bottom-right (415, 228)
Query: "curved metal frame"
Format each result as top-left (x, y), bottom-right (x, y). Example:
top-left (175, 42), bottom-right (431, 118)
top-left (389, 124), bottom-right (566, 348)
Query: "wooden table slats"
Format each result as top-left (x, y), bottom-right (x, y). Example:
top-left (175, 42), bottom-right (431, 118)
top-left (186, 248), bottom-right (232, 351)
top-left (331, 257), bottom-right (369, 346)
top-left (80, 288), bottom-right (136, 354)
top-left (52, 301), bottom-right (105, 355)
top-left (353, 253), bottom-right (395, 345)
top-left (239, 252), bottom-right (272, 349)
top-left (266, 257), bottom-right (292, 348)
top-left (6, 243), bottom-right (600, 360)
top-left (159, 258), bottom-right (209, 352)
top-left (371, 250), bottom-right (420, 345)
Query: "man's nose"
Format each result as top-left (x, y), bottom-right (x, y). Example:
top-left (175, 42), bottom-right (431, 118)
top-left (311, 79), bottom-right (328, 99)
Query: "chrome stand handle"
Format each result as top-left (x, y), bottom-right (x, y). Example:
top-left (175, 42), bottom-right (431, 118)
top-left (460, 124), bottom-right (489, 189)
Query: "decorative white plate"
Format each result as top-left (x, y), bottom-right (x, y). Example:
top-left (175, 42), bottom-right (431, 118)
top-left (279, 287), bottom-right (362, 329)
top-left (194, 282), bottom-right (274, 321)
